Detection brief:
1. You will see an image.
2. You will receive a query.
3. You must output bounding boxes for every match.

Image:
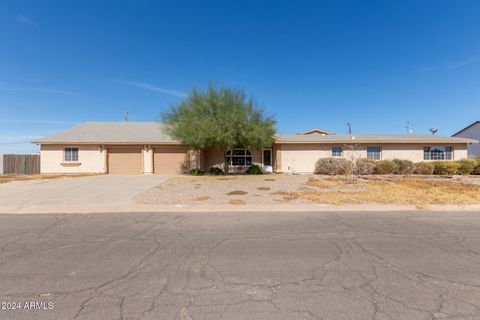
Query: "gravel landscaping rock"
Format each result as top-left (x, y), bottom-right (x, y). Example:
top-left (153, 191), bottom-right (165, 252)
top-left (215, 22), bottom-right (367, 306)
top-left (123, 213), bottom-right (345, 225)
top-left (136, 174), bottom-right (312, 205)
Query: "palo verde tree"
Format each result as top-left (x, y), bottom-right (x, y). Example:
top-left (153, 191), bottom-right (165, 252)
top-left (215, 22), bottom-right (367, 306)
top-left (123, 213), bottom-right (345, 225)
top-left (161, 85), bottom-right (276, 174)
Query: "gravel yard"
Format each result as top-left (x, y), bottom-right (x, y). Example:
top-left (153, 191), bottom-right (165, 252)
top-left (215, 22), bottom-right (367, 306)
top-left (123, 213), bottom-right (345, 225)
top-left (136, 174), bottom-right (480, 206)
top-left (136, 174), bottom-right (312, 205)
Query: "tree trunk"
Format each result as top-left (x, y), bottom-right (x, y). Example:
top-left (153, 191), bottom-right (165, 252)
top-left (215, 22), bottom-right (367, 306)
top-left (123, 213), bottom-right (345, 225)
top-left (223, 148), bottom-right (231, 175)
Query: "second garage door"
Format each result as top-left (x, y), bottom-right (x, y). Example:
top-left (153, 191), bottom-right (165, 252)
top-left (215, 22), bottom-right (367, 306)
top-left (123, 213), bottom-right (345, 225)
top-left (154, 146), bottom-right (188, 174)
top-left (108, 147), bottom-right (143, 174)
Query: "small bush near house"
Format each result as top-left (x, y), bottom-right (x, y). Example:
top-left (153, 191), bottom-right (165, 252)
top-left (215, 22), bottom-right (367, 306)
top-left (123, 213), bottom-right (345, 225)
top-left (392, 159), bottom-right (414, 174)
top-left (207, 166), bottom-right (224, 175)
top-left (413, 162), bottom-right (435, 175)
top-left (472, 163), bottom-right (480, 175)
top-left (245, 164), bottom-right (263, 175)
top-left (457, 159), bottom-right (477, 175)
top-left (373, 160), bottom-right (398, 174)
top-left (355, 158), bottom-right (376, 175)
top-left (432, 161), bottom-right (461, 175)
top-left (188, 168), bottom-right (204, 176)
top-left (314, 158), bottom-right (354, 175)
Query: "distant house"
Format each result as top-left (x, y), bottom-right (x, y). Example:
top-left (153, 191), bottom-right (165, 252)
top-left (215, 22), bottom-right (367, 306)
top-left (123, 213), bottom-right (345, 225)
top-left (452, 121), bottom-right (480, 158)
top-left (32, 122), bottom-right (476, 174)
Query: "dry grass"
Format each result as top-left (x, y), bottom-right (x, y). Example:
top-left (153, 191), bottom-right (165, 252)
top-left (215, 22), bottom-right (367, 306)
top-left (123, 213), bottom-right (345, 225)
top-left (0, 173), bottom-right (100, 184)
top-left (217, 177), bottom-right (237, 181)
top-left (264, 178), bottom-right (276, 181)
top-left (257, 186), bottom-right (271, 191)
top-left (227, 190), bottom-right (248, 196)
top-left (292, 177), bottom-right (480, 207)
top-left (229, 199), bottom-right (246, 205)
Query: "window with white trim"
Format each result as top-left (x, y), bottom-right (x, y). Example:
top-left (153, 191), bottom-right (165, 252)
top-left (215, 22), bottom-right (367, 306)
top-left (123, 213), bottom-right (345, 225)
top-left (424, 146), bottom-right (452, 160)
top-left (64, 147), bottom-right (79, 162)
top-left (332, 146), bottom-right (342, 157)
top-left (225, 149), bottom-right (252, 166)
top-left (367, 146), bottom-right (381, 160)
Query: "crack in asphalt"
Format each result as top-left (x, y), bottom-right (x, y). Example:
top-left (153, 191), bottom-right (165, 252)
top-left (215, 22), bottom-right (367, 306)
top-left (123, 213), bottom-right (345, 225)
top-left (0, 211), bottom-right (480, 320)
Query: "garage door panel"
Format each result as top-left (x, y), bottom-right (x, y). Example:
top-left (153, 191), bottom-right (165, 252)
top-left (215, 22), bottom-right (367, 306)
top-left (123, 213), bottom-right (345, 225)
top-left (154, 146), bottom-right (188, 174)
top-left (108, 147), bottom-right (143, 174)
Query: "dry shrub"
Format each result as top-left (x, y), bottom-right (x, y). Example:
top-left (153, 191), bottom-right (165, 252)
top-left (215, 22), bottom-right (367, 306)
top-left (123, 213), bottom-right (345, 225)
top-left (227, 190), bottom-right (248, 195)
top-left (457, 159), bottom-right (477, 175)
top-left (229, 199), bottom-right (246, 205)
top-left (433, 161), bottom-right (461, 175)
top-left (315, 158), bottom-right (354, 175)
top-left (257, 187), bottom-right (271, 191)
top-left (373, 160), bottom-right (398, 174)
top-left (392, 159), bottom-right (414, 174)
top-left (355, 158), bottom-right (376, 175)
top-left (413, 162), bottom-right (434, 175)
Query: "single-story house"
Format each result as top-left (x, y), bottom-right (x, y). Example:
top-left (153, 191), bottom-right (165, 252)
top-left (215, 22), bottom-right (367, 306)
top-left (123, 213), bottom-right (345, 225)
top-left (32, 122), bottom-right (477, 174)
top-left (452, 121), bottom-right (480, 158)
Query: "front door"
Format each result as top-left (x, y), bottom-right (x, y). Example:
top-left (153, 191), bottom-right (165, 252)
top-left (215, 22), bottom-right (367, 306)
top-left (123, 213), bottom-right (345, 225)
top-left (262, 149), bottom-right (272, 167)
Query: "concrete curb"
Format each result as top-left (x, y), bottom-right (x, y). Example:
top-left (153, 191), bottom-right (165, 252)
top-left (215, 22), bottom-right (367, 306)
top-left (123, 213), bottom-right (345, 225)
top-left (1, 203), bottom-right (480, 214)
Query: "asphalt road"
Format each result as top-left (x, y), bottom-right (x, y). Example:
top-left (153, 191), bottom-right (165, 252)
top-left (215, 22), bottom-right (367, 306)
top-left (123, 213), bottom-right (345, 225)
top-left (1, 211), bottom-right (480, 320)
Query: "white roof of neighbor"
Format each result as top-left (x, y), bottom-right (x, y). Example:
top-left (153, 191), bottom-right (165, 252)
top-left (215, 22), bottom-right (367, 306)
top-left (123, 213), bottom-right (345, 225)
top-left (33, 122), bottom-right (179, 144)
top-left (275, 134), bottom-right (477, 144)
top-left (33, 122), bottom-right (477, 145)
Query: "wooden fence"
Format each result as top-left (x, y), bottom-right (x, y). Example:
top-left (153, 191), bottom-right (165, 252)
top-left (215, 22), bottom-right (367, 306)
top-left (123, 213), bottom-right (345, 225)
top-left (3, 154), bottom-right (40, 175)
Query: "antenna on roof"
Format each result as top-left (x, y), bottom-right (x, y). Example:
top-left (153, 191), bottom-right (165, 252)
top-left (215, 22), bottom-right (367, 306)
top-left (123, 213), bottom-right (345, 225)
top-left (429, 128), bottom-right (438, 135)
top-left (405, 121), bottom-right (413, 134)
top-left (347, 122), bottom-right (352, 135)
top-left (123, 110), bottom-right (129, 122)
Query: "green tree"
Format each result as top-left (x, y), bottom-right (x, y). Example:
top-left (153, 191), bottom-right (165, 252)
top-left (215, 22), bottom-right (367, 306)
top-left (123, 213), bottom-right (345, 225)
top-left (161, 85), bottom-right (276, 174)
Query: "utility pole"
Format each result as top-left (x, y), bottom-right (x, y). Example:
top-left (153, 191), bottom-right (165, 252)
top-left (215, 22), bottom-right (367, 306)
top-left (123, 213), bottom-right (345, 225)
top-left (123, 110), bottom-right (129, 122)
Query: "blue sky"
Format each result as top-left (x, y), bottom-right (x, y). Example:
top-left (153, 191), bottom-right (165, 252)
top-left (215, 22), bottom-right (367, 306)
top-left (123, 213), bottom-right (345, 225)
top-left (1, 0), bottom-right (479, 153)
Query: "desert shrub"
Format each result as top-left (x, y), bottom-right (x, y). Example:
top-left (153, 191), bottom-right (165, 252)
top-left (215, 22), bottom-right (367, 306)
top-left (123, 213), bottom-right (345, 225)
top-left (314, 158), bottom-right (354, 175)
top-left (207, 166), bottom-right (224, 175)
top-left (413, 162), bottom-right (435, 175)
top-left (392, 159), bottom-right (414, 174)
top-left (432, 161), bottom-right (461, 175)
top-left (472, 163), bottom-right (480, 175)
top-left (188, 168), bottom-right (204, 176)
top-left (355, 158), bottom-right (376, 175)
top-left (245, 164), bottom-right (263, 175)
top-left (457, 159), bottom-right (477, 175)
top-left (373, 160), bottom-right (398, 174)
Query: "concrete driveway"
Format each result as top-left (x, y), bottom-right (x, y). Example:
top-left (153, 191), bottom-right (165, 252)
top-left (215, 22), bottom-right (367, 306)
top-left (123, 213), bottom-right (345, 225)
top-left (0, 175), bottom-right (170, 207)
top-left (1, 210), bottom-right (480, 319)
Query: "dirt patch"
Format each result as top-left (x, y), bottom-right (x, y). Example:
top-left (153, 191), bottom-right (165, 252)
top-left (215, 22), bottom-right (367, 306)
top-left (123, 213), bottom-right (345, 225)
top-left (257, 187), bottom-right (271, 191)
top-left (229, 199), bottom-right (246, 205)
top-left (227, 190), bottom-right (248, 196)
top-left (264, 178), bottom-right (276, 181)
top-left (193, 196), bottom-right (210, 201)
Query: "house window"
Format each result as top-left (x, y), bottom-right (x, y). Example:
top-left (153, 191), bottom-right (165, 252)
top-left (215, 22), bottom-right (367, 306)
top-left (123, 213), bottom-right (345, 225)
top-left (225, 149), bottom-right (252, 166)
top-left (367, 146), bottom-right (381, 160)
top-left (332, 146), bottom-right (342, 157)
top-left (424, 146), bottom-right (452, 160)
top-left (64, 147), bottom-right (79, 162)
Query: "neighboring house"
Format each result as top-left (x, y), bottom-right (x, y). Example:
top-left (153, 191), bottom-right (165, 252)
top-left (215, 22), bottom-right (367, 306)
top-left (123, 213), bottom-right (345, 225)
top-left (32, 122), bottom-right (476, 174)
top-left (452, 121), bottom-right (480, 158)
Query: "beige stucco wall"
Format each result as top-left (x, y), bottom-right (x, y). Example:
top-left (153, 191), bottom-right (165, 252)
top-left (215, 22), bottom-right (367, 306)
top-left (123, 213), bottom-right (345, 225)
top-left (40, 145), bottom-right (106, 174)
top-left (277, 143), bottom-right (469, 173)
